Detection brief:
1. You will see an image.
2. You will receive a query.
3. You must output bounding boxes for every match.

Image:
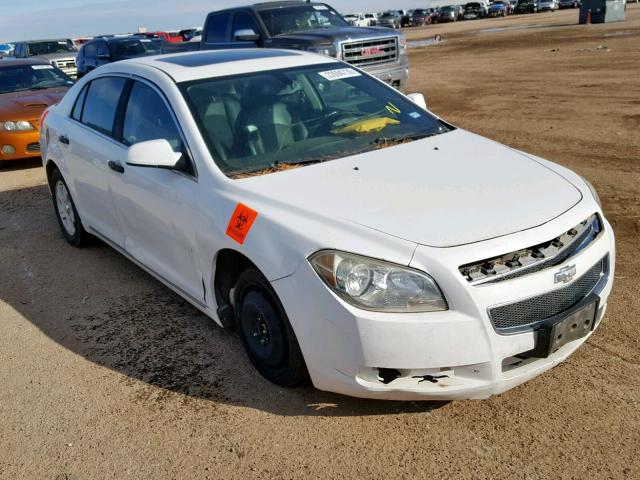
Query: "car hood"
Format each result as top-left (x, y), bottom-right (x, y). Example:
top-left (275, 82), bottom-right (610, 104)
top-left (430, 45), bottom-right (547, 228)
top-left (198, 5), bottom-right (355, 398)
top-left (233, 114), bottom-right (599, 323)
top-left (273, 27), bottom-right (400, 44)
top-left (240, 129), bottom-right (582, 248)
top-left (0, 88), bottom-right (68, 121)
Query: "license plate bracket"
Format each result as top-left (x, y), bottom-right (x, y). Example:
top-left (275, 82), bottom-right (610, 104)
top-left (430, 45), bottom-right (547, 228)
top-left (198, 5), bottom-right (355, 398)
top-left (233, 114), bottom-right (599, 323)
top-left (528, 298), bottom-right (598, 358)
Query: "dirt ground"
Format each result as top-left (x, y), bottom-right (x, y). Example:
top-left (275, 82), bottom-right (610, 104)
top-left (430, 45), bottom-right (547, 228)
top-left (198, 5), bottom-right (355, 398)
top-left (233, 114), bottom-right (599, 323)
top-left (1, 7), bottom-right (639, 479)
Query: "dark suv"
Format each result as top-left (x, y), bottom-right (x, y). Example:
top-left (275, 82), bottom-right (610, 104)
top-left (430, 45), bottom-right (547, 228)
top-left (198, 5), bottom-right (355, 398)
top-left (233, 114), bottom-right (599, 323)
top-left (76, 37), bottom-right (163, 77)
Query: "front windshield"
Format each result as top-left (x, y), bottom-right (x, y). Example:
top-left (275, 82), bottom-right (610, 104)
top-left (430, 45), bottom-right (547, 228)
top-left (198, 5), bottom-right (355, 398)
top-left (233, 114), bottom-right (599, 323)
top-left (182, 64), bottom-right (451, 178)
top-left (112, 39), bottom-right (162, 60)
top-left (27, 40), bottom-right (76, 56)
top-left (0, 64), bottom-right (73, 94)
top-left (258, 5), bottom-right (349, 36)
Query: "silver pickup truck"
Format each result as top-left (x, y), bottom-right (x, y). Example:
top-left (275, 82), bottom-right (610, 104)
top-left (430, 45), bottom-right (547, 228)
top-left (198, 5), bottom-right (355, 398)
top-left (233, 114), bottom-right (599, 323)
top-left (12, 39), bottom-right (78, 79)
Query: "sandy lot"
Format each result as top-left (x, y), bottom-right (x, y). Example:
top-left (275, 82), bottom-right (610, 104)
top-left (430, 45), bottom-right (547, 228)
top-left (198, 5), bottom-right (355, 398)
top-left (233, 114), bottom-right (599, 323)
top-left (1, 7), bottom-right (639, 479)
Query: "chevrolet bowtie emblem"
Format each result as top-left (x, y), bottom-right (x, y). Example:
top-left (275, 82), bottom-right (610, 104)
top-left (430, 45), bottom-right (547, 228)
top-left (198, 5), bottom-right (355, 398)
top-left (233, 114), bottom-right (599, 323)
top-left (554, 264), bottom-right (577, 284)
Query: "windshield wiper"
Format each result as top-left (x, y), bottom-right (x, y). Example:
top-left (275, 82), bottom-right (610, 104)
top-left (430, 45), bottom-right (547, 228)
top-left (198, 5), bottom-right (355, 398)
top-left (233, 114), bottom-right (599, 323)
top-left (372, 132), bottom-right (439, 146)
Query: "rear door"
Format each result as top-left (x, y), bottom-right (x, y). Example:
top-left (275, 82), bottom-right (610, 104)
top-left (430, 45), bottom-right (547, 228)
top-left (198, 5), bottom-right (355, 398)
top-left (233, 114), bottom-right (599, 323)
top-left (61, 76), bottom-right (129, 245)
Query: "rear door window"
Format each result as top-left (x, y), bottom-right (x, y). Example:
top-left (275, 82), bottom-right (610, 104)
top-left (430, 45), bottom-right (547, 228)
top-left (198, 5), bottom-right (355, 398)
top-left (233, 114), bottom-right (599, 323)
top-left (81, 77), bottom-right (127, 136)
top-left (205, 13), bottom-right (231, 43)
top-left (71, 84), bottom-right (89, 121)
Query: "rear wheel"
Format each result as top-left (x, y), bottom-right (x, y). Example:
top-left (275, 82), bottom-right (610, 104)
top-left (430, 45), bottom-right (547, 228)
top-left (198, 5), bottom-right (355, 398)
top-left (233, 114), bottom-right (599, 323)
top-left (50, 168), bottom-right (90, 247)
top-left (235, 269), bottom-right (309, 387)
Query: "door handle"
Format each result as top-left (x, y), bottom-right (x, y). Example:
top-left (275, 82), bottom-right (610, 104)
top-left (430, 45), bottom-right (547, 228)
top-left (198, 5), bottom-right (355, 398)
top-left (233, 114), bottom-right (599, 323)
top-left (59, 134), bottom-right (69, 145)
top-left (107, 160), bottom-right (125, 174)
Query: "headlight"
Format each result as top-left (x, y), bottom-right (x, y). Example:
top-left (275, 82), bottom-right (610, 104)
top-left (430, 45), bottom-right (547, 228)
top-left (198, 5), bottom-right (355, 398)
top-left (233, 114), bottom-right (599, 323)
top-left (309, 250), bottom-right (447, 313)
top-left (399, 36), bottom-right (408, 54)
top-left (581, 176), bottom-right (602, 208)
top-left (1, 120), bottom-right (35, 132)
top-left (306, 45), bottom-right (337, 58)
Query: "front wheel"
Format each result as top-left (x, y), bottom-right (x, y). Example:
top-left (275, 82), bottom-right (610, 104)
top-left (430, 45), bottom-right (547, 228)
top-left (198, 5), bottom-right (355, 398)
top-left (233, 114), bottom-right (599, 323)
top-left (50, 168), bottom-right (90, 247)
top-left (235, 269), bottom-right (309, 387)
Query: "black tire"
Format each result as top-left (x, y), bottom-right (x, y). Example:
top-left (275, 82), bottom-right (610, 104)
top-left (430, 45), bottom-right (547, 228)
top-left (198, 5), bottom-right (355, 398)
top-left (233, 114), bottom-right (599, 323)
top-left (50, 167), bottom-right (91, 247)
top-left (234, 268), bottom-right (309, 387)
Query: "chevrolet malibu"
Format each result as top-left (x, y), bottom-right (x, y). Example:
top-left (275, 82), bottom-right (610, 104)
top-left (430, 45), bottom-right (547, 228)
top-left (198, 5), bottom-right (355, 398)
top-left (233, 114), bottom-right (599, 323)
top-left (40, 50), bottom-right (614, 400)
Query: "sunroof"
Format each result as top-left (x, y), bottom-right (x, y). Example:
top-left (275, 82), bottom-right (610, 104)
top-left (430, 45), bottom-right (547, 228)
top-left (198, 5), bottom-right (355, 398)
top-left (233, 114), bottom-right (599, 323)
top-left (157, 49), bottom-right (299, 67)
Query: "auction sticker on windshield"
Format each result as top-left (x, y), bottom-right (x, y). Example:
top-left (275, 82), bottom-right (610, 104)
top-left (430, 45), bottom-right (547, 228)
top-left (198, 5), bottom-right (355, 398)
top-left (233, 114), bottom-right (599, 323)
top-left (226, 203), bottom-right (259, 245)
top-left (32, 65), bottom-right (54, 70)
top-left (319, 68), bottom-right (361, 81)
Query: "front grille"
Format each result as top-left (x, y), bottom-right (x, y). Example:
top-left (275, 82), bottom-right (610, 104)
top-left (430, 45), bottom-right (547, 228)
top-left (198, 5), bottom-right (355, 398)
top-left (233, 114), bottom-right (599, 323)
top-left (342, 37), bottom-right (398, 67)
top-left (26, 143), bottom-right (40, 153)
top-left (460, 214), bottom-right (602, 284)
top-left (488, 257), bottom-right (607, 333)
top-left (53, 59), bottom-right (76, 69)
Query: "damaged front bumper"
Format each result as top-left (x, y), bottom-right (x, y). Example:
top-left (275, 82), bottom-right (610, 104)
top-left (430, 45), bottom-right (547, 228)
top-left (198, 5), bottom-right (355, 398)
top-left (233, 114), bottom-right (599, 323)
top-left (272, 211), bottom-right (615, 401)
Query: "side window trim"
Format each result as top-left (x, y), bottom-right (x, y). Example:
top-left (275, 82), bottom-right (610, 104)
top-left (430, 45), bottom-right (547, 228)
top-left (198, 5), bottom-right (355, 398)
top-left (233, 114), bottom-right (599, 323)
top-left (122, 76), bottom-right (198, 179)
top-left (70, 83), bottom-right (89, 122)
top-left (113, 79), bottom-right (134, 142)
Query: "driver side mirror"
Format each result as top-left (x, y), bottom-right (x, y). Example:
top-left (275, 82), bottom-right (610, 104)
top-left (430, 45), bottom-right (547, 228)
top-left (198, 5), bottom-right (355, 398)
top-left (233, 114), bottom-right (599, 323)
top-left (234, 29), bottom-right (260, 42)
top-left (407, 92), bottom-right (427, 110)
top-left (126, 139), bottom-right (183, 169)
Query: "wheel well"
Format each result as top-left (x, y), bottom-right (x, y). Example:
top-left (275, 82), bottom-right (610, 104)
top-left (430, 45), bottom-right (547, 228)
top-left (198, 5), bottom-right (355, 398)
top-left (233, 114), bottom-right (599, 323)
top-left (213, 249), bottom-right (258, 330)
top-left (45, 160), bottom-right (59, 188)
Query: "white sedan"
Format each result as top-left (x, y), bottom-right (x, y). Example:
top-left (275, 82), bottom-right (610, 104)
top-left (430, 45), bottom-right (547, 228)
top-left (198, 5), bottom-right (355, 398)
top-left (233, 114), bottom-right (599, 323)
top-left (40, 49), bottom-right (614, 400)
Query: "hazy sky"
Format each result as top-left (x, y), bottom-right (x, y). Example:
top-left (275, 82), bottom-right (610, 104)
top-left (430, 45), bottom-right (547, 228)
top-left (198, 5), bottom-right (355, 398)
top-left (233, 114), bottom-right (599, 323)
top-left (0, 0), bottom-right (428, 41)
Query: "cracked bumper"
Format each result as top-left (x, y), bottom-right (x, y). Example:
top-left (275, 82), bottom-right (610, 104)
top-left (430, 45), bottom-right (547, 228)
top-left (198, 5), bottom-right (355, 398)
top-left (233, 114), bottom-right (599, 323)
top-left (271, 212), bottom-right (615, 401)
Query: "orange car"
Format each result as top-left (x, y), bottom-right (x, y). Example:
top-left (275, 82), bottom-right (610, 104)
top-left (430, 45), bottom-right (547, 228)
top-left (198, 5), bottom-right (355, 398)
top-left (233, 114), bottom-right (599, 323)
top-left (0, 59), bottom-right (73, 161)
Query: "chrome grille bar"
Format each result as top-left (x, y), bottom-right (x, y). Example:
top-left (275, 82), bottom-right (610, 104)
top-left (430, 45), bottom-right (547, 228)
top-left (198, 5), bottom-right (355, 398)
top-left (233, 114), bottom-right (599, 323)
top-left (460, 214), bottom-right (602, 285)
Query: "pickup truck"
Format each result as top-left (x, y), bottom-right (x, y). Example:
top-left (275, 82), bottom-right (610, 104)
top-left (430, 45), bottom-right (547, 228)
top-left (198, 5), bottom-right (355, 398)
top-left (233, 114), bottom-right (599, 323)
top-left (166, 1), bottom-right (409, 89)
top-left (12, 39), bottom-right (78, 78)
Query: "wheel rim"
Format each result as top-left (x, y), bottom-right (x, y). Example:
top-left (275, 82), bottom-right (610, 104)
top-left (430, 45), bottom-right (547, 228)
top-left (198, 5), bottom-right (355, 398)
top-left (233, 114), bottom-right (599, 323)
top-left (55, 180), bottom-right (76, 236)
top-left (241, 292), bottom-right (285, 369)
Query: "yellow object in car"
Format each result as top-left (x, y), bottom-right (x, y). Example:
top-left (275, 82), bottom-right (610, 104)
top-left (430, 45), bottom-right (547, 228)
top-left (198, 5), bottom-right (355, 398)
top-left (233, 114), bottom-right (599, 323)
top-left (332, 117), bottom-right (400, 135)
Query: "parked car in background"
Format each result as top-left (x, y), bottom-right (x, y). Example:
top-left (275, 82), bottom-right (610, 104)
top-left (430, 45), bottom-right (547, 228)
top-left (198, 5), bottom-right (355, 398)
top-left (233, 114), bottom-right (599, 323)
top-left (0, 59), bottom-right (72, 161)
top-left (464, 2), bottom-right (486, 18)
top-left (0, 44), bottom-right (15, 57)
top-left (143, 31), bottom-right (183, 43)
top-left (436, 5), bottom-right (459, 22)
top-left (344, 13), bottom-right (370, 27)
top-left (378, 11), bottom-right (403, 28)
top-left (364, 13), bottom-right (378, 25)
top-left (398, 10), bottom-right (412, 27)
top-left (76, 36), bottom-right (163, 77)
top-left (538, 0), bottom-right (558, 10)
top-left (12, 39), bottom-right (78, 78)
top-left (40, 49), bottom-right (614, 400)
top-left (488, 1), bottom-right (508, 15)
top-left (410, 9), bottom-right (434, 25)
top-left (558, 0), bottom-right (580, 7)
top-left (179, 28), bottom-right (203, 42)
top-left (516, 0), bottom-right (539, 12)
top-left (509, 0), bottom-right (519, 12)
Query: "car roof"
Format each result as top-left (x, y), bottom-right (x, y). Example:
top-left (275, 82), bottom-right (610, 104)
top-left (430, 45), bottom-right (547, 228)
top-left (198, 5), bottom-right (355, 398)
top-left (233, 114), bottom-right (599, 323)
top-left (253, 1), bottom-right (328, 10)
top-left (211, 1), bottom-right (329, 14)
top-left (0, 58), bottom-right (51, 68)
top-left (116, 48), bottom-right (338, 83)
top-left (16, 39), bottom-right (72, 43)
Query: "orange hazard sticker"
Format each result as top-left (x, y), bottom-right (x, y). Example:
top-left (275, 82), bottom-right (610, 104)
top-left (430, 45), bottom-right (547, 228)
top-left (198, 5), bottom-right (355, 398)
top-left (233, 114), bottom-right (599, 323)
top-left (226, 203), bottom-right (258, 245)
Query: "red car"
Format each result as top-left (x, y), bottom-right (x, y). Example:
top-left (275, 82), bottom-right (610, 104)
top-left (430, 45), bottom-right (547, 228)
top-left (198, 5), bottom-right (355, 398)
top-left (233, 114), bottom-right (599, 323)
top-left (144, 31), bottom-right (183, 43)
